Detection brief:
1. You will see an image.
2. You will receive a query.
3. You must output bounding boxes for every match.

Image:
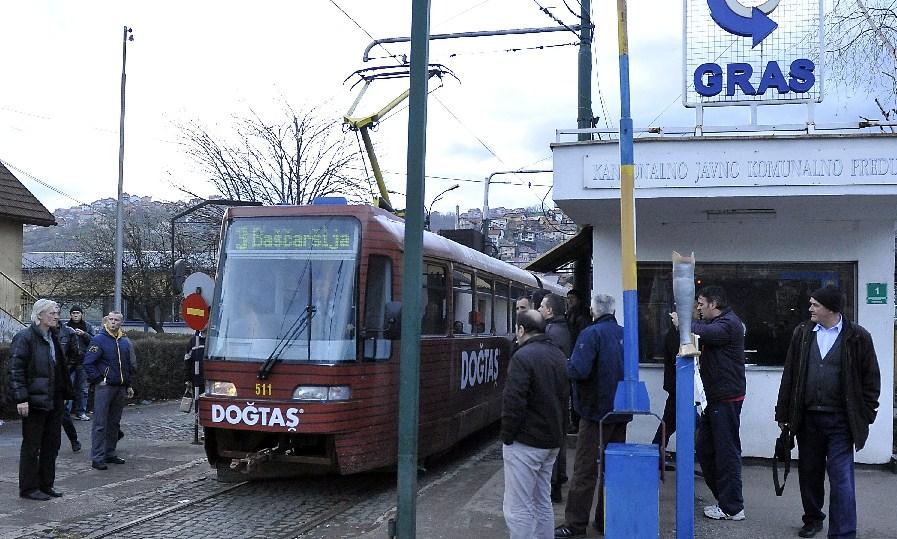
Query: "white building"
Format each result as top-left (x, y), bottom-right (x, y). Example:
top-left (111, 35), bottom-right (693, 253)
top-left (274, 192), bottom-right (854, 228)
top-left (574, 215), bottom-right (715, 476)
top-left (551, 132), bottom-right (896, 464)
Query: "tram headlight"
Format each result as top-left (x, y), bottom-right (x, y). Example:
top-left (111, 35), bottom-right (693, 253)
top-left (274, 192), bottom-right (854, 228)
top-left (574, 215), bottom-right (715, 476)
top-left (292, 385), bottom-right (351, 402)
top-left (206, 380), bottom-right (237, 396)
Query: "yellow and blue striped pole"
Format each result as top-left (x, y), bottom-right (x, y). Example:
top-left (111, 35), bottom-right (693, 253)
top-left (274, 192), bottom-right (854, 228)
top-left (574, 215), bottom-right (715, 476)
top-left (613, 0), bottom-right (650, 413)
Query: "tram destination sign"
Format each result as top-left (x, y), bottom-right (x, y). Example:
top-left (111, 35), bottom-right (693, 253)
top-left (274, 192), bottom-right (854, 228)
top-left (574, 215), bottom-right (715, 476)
top-left (227, 217), bottom-right (359, 252)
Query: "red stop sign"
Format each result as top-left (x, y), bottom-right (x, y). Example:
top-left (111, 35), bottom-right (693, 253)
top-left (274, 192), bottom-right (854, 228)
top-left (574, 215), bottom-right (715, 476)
top-left (182, 292), bottom-right (209, 331)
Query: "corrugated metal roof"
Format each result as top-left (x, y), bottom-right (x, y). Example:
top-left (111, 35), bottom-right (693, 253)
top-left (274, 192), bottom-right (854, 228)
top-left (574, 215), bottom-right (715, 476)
top-left (0, 161), bottom-right (56, 226)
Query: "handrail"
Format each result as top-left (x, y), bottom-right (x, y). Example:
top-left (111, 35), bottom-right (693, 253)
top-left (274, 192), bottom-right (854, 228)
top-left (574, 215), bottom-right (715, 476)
top-left (0, 269), bottom-right (36, 301)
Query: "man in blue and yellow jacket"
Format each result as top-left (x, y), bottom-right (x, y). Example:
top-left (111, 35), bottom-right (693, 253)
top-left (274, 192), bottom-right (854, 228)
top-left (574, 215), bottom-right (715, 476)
top-left (83, 311), bottom-right (135, 470)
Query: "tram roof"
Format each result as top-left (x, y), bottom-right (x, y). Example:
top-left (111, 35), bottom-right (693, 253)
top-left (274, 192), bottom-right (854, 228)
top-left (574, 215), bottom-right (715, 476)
top-left (223, 204), bottom-right (563, 292)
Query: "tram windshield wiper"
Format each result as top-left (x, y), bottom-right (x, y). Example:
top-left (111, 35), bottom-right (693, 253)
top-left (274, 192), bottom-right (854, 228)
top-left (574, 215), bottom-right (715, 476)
top-left (257, 307), bottom-right (314, 380)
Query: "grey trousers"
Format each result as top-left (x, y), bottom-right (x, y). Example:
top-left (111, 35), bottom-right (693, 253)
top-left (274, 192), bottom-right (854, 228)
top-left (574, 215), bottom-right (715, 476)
top-left (91, 384), bottom-right (126, 463)
top-left (503, 442), bottom-right (559, 539)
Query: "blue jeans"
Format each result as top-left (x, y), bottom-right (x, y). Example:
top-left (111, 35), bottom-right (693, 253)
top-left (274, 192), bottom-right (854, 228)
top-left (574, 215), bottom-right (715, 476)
top-left (91, 384), bottom-right (126, 463)
top-left (696, 400), bottom-right (744, 515)
top-left (796, 411), bottom-right (856, 539)
top-left (70, 366), bottom-right (88, 416)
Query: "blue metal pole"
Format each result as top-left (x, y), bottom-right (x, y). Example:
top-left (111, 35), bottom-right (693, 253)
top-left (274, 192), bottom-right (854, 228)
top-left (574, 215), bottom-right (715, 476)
top-left (396, 0), bottom-right (431, 537)
top-left (675, 355), bottom-right (695, 538)
top-left (613, 0), bottom-right (649, 413)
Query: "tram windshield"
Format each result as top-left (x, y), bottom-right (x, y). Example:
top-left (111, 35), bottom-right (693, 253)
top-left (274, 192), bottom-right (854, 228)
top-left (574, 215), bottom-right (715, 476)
top-left (207, 216), bottom-right (360, 363)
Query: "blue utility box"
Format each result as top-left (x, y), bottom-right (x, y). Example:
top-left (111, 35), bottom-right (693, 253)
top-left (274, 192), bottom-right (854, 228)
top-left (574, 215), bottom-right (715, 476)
top-left (604, 442), bottom-right (660, 538)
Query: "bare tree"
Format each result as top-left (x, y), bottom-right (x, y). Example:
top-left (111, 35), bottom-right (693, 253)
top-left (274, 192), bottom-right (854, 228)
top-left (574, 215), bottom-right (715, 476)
top-left (23, 199), bottom-right (219, 333)
top-left (827, 0), bottom-right (897, 115)
top-left (181, 105), bottom-right (369, 205)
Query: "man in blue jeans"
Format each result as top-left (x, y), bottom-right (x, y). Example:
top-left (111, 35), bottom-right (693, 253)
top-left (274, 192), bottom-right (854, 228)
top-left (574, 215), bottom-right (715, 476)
top-left (65, 306), bottom-right (94, 421)
top-left (672, 285), bottom-right (746, 521)
top-left (83, 311), bottom-right (135, 470)
top-left (776, 286), bottom-right (880, 539)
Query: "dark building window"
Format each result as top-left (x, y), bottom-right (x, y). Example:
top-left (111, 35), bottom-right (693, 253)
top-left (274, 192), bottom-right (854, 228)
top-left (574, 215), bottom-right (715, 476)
top-left (637, 262), bottom-right (856, 367)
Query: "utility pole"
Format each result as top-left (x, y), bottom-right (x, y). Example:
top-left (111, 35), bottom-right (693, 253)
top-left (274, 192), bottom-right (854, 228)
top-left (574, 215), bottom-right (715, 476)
top-left (114, 26), bottom-right (133, 313)
top-left (395, 0), bottom-right (430, 537)
top-left (578, 0), bottom-right (593, 141)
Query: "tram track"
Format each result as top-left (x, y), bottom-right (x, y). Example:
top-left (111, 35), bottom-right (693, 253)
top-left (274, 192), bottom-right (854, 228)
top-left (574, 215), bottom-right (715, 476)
top-left (78, 471), bottom-right (394, 539)
top-left (83, 481), bottom-right (251, 539)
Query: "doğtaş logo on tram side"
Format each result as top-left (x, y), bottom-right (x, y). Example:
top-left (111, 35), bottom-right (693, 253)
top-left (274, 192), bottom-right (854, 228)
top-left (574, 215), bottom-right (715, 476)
top-left (696, 0), bottom-right (816, 98)
top-left (460, 347), bottom-right (500, 390)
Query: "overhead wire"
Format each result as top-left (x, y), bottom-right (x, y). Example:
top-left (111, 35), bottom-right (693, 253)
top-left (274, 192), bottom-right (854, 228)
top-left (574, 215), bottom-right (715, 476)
top-left (530, 0), bottom-right (582, 38)
top-left (330, 0), bottom-right (551, 206)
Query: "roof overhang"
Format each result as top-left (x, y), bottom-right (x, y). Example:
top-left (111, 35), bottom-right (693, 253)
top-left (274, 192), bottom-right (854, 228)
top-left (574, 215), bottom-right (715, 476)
top-left (525, 226), bottom-right (591, 273)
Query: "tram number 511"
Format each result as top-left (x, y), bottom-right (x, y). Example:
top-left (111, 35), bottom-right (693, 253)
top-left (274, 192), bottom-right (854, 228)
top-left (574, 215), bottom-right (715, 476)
top-left (255, 383), bottom-right (273, 396)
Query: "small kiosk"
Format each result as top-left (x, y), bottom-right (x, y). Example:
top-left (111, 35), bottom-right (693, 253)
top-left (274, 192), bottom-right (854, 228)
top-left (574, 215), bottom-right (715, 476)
top-left (551, 131), bottom-right (896, 464)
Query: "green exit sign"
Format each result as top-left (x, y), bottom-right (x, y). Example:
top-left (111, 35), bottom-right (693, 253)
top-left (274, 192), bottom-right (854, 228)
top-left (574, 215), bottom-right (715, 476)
top-left (866, 283), bottom-right (887, 304)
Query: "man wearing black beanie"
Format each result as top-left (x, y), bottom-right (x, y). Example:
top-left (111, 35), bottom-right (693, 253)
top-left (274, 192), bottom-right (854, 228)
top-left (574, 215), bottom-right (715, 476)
top-left (65, 306), bottom-right (95, 421)
top-left (775, 285), bottom-right (881, 538)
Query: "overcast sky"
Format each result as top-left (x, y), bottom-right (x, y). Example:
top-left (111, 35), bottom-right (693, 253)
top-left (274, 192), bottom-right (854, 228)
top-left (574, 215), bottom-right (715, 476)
top-left (0, 0), bottom-right (882, 214)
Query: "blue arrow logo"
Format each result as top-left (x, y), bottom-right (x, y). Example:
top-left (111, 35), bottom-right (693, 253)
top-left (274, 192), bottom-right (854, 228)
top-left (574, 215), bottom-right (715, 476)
top-left (708, 0), bottom-right (779, 47)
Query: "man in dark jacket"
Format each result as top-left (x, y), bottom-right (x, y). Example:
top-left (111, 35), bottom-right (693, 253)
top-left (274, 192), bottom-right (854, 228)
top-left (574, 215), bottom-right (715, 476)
top-left (57, 324), bottom-right (83, 453)
top-left (65, 305), bottom-right (94, 420)
top-left (83, 311), bottom-right (135, 470)
top-left (502, 309), bottom-right (569, 539)
top-left (673, 285), bottom-right (747, 521)
top-left (775, 286), bottom-right (880, 539)
top-left (555, 294), bottom-right (629, 538)
top-left (538, 293), bottom-right (572, 502)
top-left (8, 299), bottom-right (73, 500)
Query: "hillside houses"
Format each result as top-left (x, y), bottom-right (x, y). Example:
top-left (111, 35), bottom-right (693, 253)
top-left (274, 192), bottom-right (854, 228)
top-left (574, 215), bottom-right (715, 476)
top-left (454, 206), bottom-right (578, 267)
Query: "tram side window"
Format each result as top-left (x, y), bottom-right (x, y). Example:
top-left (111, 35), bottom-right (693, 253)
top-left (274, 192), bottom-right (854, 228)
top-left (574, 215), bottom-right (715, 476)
top-left (476, 275), bottom-right (494, 334)
top-left (495, 281), bottom-right (511, 334)
top-left (364, 256), bottom-right (392, 334)
top-left (510, 284), bottom-right (525, 329)
top-left (422, 264), bottom-right (448, 335)
top-left (453, 269), bottom-right (474, 335)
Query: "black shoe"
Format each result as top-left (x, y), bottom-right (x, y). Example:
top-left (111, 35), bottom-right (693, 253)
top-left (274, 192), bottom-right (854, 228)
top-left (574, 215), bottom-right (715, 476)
top-left (105, 456), bottom-right (126, 464)
top-left (798, 521), bottom-right (823, 538)
top-left (554, 525), bottom-right (586, 538)
top-left (91, 461), bottom-right (108, 470)
top-left (71, 440), bottom-right (81, 453)
top-left (118, 430), bottom-right (125, 441)
top-left (40, 488), bottom-right (63, 498)
top-left (20, 490), bottom-right (51, 501)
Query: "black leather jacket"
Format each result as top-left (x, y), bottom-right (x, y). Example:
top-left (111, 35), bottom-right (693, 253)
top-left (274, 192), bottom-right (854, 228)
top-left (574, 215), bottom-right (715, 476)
top-left (8, 324), bottom-right (74, 410)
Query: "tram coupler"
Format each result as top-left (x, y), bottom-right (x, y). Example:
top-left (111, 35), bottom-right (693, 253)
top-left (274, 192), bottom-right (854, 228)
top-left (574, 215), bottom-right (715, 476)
top-left (231, 447), bottom-right (277, 474)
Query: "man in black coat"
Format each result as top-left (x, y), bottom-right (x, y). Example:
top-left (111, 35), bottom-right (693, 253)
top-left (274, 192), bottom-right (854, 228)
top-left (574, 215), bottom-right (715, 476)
top-left (8, 299), bottom-right (73, 501)
top-left (65, 305), bottom-right (94, 421)
top-left (502, 310), bottom-right (569, 539)
top-left (538, 292), bottom-right (572, 502)
top-left (775, 286), bottom-right (880, 539)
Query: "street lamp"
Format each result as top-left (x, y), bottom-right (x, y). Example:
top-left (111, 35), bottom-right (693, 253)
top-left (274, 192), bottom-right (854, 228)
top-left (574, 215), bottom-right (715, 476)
top-left (114, 26), bottom-right (134, 313)
top-left (426, 184), bottom-right (459, 230)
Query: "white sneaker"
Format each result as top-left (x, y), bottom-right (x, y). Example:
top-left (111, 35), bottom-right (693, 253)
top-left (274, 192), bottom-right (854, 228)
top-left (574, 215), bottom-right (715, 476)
top-left (703, 504), bottom-right (745, 521)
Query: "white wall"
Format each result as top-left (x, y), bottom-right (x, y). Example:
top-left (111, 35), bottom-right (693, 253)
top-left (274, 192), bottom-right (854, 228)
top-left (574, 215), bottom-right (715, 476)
top-left (591, 215), bottom-right (895, 464)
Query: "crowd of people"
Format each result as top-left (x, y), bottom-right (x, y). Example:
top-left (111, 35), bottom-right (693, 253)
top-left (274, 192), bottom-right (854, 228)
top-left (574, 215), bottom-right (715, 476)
top-left (501, 284), bottom-right (880, 539)
top-left (4, 284), bottom-right (882, 539)
top-left (7, 301), bottom-right (137, 500)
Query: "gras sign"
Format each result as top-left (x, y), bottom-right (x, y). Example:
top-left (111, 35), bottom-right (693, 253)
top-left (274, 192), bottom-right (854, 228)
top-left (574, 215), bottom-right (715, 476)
top-left (684, 0), bottom-right (823, 107)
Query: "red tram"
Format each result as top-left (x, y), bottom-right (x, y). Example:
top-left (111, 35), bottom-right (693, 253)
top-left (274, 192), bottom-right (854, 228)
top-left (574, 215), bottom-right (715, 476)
top-left (198, 202), bottom-right (562, 479)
